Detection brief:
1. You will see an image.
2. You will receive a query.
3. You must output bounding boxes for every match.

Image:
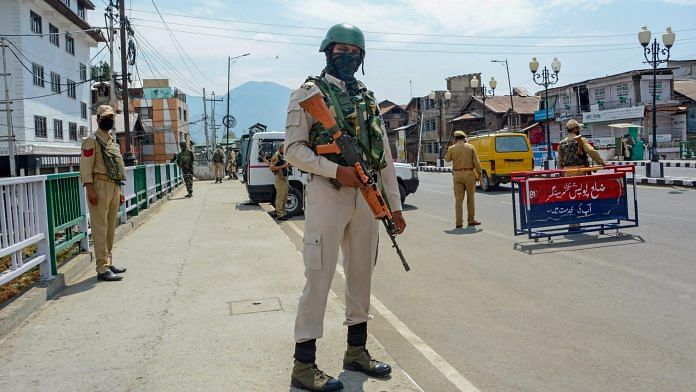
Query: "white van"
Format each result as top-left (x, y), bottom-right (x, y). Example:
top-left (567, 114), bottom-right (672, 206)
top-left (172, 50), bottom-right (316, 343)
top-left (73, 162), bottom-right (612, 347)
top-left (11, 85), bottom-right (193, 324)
top-left (243, 131), bottom-right (419, 216)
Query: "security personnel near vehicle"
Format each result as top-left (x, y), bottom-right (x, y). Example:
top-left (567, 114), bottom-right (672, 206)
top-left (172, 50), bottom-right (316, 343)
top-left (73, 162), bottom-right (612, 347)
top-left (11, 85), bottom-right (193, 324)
top-left (558, 119), bottom-right (606, 175)
top-left (171, 141), bottom-right (194, 198)
top-left (226, 148), bottom-right (238, 180)
top-left (267, 143), bottom-right (291, 221)
top-left (284, 23), bottom-right (406, 391)
top-left (212, 147), bottom-right (225, 183)
top-left (444, 130), bottom-right (482, 228)
top-left (79, 105), bottom-right (127, 282)
top-left (558, 119), bottom-right (606, 231)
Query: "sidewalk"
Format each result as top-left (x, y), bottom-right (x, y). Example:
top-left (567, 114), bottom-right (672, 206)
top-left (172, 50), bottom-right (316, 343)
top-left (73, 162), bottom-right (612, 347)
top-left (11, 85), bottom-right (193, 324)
top-left (0, 181), bottom-right (419, 391)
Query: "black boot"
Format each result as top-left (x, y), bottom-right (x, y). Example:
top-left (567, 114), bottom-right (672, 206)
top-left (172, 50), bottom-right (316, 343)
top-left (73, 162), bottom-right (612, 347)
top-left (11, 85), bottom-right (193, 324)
top-left (97, 270), bottom-right (123, 282)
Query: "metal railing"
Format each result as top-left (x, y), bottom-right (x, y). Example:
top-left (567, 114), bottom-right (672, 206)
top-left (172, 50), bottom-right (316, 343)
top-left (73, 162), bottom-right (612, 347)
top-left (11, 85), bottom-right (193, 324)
top-left (679, 141), bottom-right (696, 159)
top-left (0, 176), bottom-right (52, 286)
top-left (1, 164), bottom-right (183, 289)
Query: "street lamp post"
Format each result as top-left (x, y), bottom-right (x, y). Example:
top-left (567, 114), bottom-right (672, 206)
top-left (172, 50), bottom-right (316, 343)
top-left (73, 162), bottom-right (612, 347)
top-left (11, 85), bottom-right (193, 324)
top-left (491, 60), bottom-right (513, 113)
top-left (471, 75), bottom-right (497, 130)
top-left (638, 25), bottom-right (675, 178)
top-left (428, 90), bottom-right (451, 166)
top-left (529, 57), bottom-right (561, 169)
top-left (225, 53), bottom-right (250, 146)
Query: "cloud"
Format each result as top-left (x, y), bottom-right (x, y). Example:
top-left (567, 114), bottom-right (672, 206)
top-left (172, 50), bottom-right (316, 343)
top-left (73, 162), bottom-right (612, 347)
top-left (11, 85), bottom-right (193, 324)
top-left (661, 0), bottom-right (696, 4)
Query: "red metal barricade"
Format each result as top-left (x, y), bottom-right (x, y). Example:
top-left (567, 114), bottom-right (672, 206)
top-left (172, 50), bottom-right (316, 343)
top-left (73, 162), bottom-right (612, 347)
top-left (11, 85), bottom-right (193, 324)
top-left (510, 165), bottom-right (639, 242)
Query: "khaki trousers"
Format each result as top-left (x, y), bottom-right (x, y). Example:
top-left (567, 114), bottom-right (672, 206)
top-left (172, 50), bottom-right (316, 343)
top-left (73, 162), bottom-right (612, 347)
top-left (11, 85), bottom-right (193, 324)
top-left (88, 179), bottom-right (120, 273)
top-left (295, 176), bottom-right (379, 343)
top-left (274, 175), bottom-right (289, 218)
top-left (453, 171), bottom-right (477, 226)
top-left (214, 162), bottom-right (225, 178)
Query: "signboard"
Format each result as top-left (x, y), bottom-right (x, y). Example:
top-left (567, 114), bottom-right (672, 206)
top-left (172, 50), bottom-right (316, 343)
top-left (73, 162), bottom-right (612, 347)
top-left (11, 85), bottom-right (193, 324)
top-left (656, 134), bottom-right (672, 142)
top-left (639, 75), bottom-right (672, 104)
top-left (582, 105), bottom-right (645, 123)
top-left (223, 115), bottom-right (237, 129)
top-left (520, 173), bottom-right (628, 228)
top-left (589, 137), bottom-right (615, 147)
top-left (672, 113), bottom-right (687, 140)
top-left (534, 108), bottom-right (555, 121)
top-left (143, 87), bottom-right (173, 99)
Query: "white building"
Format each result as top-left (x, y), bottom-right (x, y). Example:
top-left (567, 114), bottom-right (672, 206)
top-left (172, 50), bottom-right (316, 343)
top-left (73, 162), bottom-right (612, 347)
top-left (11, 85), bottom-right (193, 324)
top-left (1, 0), bottom-right (103, 176)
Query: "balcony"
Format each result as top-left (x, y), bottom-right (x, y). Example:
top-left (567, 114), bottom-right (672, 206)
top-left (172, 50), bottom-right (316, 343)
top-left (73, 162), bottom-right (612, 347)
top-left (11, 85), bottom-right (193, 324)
top-left (553, 98), bottom-right (634, 115)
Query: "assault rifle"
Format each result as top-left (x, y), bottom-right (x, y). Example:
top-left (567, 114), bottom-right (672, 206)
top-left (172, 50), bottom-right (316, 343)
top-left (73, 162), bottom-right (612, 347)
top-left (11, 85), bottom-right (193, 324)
top-left (298, 90), bottom-right (410, 272)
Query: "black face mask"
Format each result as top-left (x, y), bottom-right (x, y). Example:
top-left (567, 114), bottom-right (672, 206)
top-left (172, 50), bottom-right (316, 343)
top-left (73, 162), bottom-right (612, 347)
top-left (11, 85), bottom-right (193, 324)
top-left (99, 118), bottom-right (114, 131)
top-left (326, 51), bottom-right (362, 82)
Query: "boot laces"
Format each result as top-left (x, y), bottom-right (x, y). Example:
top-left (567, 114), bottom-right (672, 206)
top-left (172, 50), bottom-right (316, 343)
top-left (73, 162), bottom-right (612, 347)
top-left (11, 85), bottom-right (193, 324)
top-left (311, 363), bottom-right (330, 382)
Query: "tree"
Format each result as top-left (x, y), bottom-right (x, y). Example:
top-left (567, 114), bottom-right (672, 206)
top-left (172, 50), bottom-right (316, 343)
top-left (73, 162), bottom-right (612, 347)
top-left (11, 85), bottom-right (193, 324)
top-left (90, 61), bottom-right (111, 81)
top-left (222, 130), bottom-right (237, 142)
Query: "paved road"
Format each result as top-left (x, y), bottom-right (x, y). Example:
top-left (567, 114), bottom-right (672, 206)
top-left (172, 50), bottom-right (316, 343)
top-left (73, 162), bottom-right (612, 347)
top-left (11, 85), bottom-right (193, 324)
top-left (633, 165), bottom-right (696, 179)
top-left (281, 174), bottom-right (696, 391)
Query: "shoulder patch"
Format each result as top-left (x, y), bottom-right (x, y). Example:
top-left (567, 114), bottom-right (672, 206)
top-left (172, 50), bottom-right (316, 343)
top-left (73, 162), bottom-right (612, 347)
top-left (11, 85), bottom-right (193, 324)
top-left (82, 148), bottom-right (94, 157)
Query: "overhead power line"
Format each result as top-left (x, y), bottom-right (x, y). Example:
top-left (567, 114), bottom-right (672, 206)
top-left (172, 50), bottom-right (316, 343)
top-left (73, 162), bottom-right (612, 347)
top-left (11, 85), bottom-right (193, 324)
top-left (131, 25), bottom-right (696, 55)
top-left (127, 8), bottom-right (696, 40)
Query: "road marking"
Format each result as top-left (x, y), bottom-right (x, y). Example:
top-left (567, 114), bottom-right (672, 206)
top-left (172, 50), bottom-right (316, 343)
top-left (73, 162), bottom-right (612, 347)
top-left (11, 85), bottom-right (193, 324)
top-left (287, 220), bottom-right (479, 392)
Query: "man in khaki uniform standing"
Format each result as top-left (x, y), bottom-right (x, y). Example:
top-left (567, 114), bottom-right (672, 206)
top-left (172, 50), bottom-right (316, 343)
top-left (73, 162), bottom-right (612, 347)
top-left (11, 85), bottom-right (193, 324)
top-left (268, 143), bottom-right (291, 221)
top-left (285, 23), bottom-right (406, 391)
top-left (80, 105), bottom-right (127, 282)
top-left (226, 148), bottom-right (238, 180)
top-left (445, 130), bottom-right (482, 228)
top-left (212, 147), bottom-right (225, 183)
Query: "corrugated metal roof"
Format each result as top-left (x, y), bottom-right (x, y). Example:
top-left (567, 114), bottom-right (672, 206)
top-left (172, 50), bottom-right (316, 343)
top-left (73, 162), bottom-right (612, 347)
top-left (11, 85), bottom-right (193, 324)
top-left (473, 95), bottom-right (540, 114)
top-left (675, 80), bottom-right (696, 102)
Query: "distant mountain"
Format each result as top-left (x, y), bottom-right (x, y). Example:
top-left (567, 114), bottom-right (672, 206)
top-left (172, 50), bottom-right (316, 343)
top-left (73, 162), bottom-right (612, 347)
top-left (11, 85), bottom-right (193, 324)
top-left (187, 81), bottom-right (292, 143)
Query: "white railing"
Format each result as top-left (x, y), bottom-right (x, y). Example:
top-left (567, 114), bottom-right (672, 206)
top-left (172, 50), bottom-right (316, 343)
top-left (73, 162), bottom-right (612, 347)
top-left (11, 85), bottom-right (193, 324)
top-left (146, 165), bottom-right (157, 203)
top-left (120, 167), bottom-right (138, 224)
top-left (0, 176), bottom-right (52, 285)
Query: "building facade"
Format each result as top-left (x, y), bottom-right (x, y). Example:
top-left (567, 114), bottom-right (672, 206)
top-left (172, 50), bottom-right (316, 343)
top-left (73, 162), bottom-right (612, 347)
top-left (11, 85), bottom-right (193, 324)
top-left (128, 79), bottom-right (189, 164)
top-left (450, 95), bottom-right (539, 135)
top-left (1, 0), bottom-right (103, 176)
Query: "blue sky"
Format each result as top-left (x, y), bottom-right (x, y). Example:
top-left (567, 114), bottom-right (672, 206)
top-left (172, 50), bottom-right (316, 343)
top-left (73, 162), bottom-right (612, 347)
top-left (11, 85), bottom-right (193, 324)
top-left (91, 0), bottom-right (696, 104)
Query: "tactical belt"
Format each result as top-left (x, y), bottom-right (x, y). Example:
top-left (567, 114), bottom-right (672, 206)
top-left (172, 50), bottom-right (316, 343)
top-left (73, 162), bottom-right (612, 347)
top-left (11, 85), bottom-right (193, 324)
top-left (94, 173), bottom-right (119, 183)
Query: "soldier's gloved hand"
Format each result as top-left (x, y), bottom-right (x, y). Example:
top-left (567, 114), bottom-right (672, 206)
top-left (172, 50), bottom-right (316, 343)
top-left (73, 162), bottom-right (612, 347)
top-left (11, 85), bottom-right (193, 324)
top-left (336, 166), bottom-right (362, 188)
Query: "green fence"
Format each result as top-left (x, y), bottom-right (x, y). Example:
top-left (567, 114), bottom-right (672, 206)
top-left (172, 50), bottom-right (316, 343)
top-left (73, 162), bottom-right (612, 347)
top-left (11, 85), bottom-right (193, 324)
top-left (45, 173), bottom-right (89, 275)
top-left (680, 141), bottom-right (696, 159)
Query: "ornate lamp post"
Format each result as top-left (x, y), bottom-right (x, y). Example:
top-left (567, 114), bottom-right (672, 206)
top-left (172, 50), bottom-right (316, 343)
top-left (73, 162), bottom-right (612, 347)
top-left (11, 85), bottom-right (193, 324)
top-left (639, 25), bottom-right (675, 178)
top-left (428, 90), bottom-right (451, 166)
top-left (471, 75), bottom-right (497, 130)
top-left (530, 57), bottom-right (561, 169)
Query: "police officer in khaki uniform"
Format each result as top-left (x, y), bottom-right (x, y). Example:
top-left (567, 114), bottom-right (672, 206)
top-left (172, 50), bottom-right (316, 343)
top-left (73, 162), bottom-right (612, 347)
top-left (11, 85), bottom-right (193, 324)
top-left (212, 147), bottom-right (225, 183)
top-left (226, 148), bottom-right (238, 180)
top-left (558, 119), bottom-right (606, 231)
top-left (444, 130), bottom-right (482, 228)
top-left (285, 23), bottom-right (405, 391)
top-left (80, 105), bottom-right (127, 282)
top-left (268, 143), bottom-right (291, 220)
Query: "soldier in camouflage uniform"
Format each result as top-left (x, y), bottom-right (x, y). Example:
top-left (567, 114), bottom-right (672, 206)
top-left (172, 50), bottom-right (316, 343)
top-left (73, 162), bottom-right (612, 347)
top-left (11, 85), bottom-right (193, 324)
top-left (285, 23), bottom-right (405, 391)
top-left (171, 141), bottom-right (194, 197)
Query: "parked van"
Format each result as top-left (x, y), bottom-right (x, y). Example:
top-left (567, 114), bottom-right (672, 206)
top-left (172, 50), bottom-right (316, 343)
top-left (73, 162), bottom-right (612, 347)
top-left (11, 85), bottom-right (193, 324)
top-left (243, 131), bottom-right (420, 215)
top-left (467, 132), bottom-right (534, 191)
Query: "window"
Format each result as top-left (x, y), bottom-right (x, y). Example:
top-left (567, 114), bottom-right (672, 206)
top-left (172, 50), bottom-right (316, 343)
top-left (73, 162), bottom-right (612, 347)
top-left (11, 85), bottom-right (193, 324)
top-left (67, 79), bottom-right (76, 98)
top-left (65, 33), bottom-right (74, 55)
top-left (51, 72), bottom-right (61, 94)
top-left (80, 64), bottom-right (87, 81)
top-left (81, 102), bottom-right (88, 119)
top-left (79, 126), bottom-right (87, 138)
top-left (49, 24), bottom-right (59, 46)
top-left (178, 107), bottom-right (182, 120)
top-left (54, 119), bottom-right (64, 139)
top-left (30, 11), bottom-right (42, 35)
top-left (184, 109), bottom-right (187, 121)
top-left (495, 136), bottom-right (530, 153)
top-left (69, 122), bottom-right (77, 141)
top-left (32, 63), bottom-right (45, 87)
top-left (61, 0), bottom-right (71, 7)
top-left (78, 3), bottom-right (85, 19)
top-left (35, 116), bottom-right (47, 138)
top-left (139, 107), bottom-right (153, 119)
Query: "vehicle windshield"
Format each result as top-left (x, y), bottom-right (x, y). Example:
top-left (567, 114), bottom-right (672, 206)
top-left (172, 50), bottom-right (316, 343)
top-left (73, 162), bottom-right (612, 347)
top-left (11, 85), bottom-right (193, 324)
top-left (495, 136), bottom-right (529, 152)
top-left (257, 139), bottom-right (283, 161)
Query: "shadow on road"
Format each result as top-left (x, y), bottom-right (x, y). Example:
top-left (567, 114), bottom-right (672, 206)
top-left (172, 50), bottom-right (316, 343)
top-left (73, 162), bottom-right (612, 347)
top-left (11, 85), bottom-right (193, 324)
top-left (57, 276), bottom-right (98, 298)
top-left (513, 233), bottom-right (645, 255)
top-left (444, 227), bottom-right (483, 235)
top-left (402, 204), bottom-right (419, 211)
top-left (288, 369), bottom-right (382, 392)
top-left (235, 202), bottom-right (261, 211)
top-left (476, 186), bottom-right (511, 195)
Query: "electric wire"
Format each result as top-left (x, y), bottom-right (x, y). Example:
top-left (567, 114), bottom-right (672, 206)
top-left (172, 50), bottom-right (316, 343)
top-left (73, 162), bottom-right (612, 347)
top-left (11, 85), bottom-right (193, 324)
top-left (132, 33), bottom-right (201, 95)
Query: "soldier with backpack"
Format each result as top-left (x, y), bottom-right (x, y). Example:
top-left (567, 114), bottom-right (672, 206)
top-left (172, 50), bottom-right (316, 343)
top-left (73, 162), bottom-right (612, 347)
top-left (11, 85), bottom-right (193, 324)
top-left (171, 141), bottom-right (195, 197)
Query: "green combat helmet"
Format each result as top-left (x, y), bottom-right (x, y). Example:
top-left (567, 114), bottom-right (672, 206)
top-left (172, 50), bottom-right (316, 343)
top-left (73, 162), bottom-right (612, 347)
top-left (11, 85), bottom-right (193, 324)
top-left (319, 23), bottom-right (365, 53)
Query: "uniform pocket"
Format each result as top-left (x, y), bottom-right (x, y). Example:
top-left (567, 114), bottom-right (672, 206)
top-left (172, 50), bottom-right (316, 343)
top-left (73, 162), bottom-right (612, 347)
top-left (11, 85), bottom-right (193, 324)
top-left (286, 109), bottom-right (301, 128)
top-left (303, 233), bottom-right (322, 271)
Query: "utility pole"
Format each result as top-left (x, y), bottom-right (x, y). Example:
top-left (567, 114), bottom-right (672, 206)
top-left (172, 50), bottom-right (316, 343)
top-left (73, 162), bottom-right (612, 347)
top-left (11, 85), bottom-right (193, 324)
top-left (107, 1), bottom-right (116, 111)
top-left (202, 88), bottom-right (209, 154)
top-left (1, 38), bottom-right (16, 177)
top-left (226, 56), bottom-right (230, 147)
top-left (118, 0), bottom-right (135, 165)
top-left (205, 91), bottom-right (222, 151)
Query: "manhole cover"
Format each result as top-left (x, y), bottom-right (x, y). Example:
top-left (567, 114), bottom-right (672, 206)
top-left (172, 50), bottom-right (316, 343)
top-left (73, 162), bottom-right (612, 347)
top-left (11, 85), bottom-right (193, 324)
top-left (229, 297), bottom-right (282, 315)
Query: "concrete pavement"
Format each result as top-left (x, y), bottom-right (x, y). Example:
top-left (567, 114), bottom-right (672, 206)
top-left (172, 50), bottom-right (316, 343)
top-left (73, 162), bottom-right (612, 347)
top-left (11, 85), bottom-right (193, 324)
top-left (0, 180), bottom-right (420, 392)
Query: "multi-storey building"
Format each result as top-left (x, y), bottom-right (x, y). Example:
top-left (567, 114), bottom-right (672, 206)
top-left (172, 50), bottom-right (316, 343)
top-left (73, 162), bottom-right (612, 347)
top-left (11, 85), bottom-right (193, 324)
top-left (0, 0), bottom-right (103, 176)
top-left (128, 79), bottom-right (189, 164)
